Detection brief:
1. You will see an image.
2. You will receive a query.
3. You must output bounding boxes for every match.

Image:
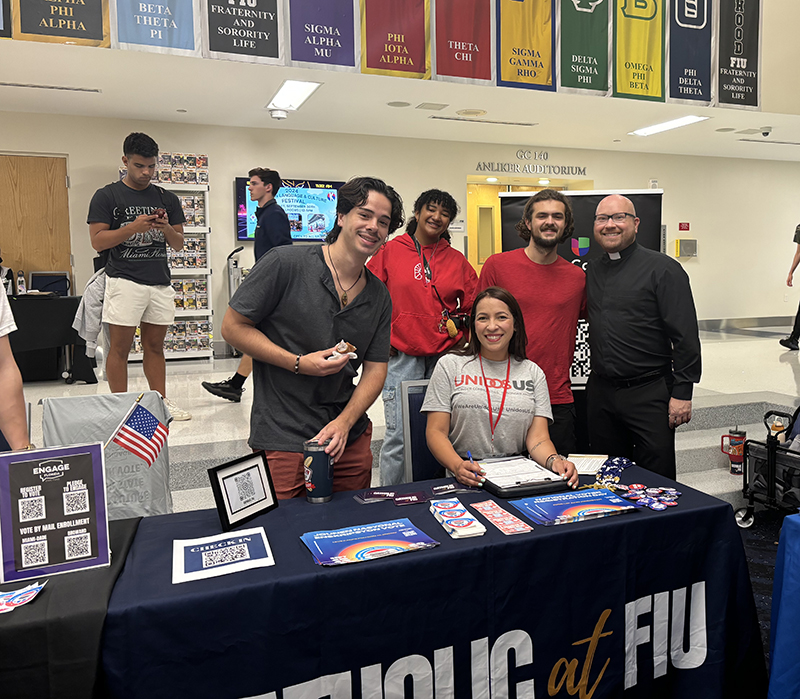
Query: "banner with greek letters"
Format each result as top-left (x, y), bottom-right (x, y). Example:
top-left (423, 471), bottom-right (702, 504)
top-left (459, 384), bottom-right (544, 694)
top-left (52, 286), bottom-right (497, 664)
top-left (497, 0), bottom-right (555, 91)
top-left (668, 0), bottom-right (713, 103)
top-left (112, 0), bottom-right (201, 56)
top-left (360, 0), bottom-right (430, 79)
top-left (12, 0), bottom-right (109, 46)
top-left (434, 0), bottom-right (493, 84)
top-left (613, 0), bottom-right (664, 101)
top-left (1, 0), bottom-right (12, 39)
top-left (288, 0), bottom-right (357, 70)
top-left (202, 0), bottom-right (283, 64)
top-left (559, 0), bottom-right (609, 93)
top-left (718, 0), bottom-right (760, 109)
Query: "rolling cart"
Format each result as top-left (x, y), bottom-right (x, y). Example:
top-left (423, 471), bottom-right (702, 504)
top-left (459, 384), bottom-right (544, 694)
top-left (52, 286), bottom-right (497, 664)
top-left (226, 247), bottom-right (247, 357)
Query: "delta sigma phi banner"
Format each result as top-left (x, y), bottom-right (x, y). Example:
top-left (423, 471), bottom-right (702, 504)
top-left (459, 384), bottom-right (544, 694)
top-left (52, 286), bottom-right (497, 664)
top-left (434, 0), bottom-right (493, 83)
top-left (559, 0), bottom-right (609, 93)
top-left (613, 0), bottom-right (664, 101)
top-left (113, 0), bottom-right (202, 56)
top-left (497, 0), bottom-right (555, 90)
top-left (360, 0), bottom-right (430, 79)
top-left (12, 0), bottom-right (110, 46)
top-left (288, 0), bottom-right (358, 69)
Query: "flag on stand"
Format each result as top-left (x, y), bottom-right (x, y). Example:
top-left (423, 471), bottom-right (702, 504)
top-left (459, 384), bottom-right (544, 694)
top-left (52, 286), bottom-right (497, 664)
top-left (112, 405), bottom-right (169, 468)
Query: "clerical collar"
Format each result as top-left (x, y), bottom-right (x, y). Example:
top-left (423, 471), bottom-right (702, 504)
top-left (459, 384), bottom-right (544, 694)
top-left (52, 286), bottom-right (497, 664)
top-left (606, 241), bottom-right (639, 261)
top-left (608, 252), bottom-right (621, 260)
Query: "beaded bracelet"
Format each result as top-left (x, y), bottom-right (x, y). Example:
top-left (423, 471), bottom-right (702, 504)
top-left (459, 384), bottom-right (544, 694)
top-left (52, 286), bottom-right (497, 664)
top-left (294, 354), bottom-right (302, 374)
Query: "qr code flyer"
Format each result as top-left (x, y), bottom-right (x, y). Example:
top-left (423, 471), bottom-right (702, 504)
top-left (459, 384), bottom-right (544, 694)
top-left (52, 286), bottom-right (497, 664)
top-left (172, 527), bottom-right (275, 584)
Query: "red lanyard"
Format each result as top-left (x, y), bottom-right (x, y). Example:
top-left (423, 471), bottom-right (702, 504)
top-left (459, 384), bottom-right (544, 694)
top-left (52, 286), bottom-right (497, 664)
top-left (478, 355), bottom-right (511, 448)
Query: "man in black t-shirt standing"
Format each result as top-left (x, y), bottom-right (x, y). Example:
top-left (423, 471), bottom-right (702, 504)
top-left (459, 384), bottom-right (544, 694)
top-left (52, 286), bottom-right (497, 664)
top-left (780, 224), bottom-right (800, 350)
top-left (87, 132), bottom-right (191, 420)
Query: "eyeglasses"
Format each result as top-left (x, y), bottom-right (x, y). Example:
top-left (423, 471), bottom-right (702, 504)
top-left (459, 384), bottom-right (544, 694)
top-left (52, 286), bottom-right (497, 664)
top-left (594, 212), bottom-right (635, 224)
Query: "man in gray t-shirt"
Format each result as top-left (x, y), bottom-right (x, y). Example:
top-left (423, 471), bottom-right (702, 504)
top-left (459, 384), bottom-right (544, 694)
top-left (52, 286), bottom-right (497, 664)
top-left (780, 224), bottom-right (800, 350)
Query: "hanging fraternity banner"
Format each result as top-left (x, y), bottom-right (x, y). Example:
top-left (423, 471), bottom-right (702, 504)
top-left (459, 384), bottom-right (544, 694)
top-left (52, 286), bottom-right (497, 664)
top-left (718, 0), bottom-right (760, 108)
top-left (288, 0), bottom-right (357, 69)
top-left (497, 0), bottom-right (555, 90)
top-left (613, 0), bottom-right (664, 101)
top-left (12, 0), bottom-right (109, 46)
top-left (559, 0), bottom-right (609, 93)
top-left (669, 0), bottom-right (713, 103)
top-left (202, 0), bottom-right (282, 64)
top-left (360, 0), bottom-right (430, 79)
top-left (434, 0), bottom-right (492, 83)
top-left (113, 0), bottom-right (201, 56)
top-left (1, 0), bottom-right (11, 39)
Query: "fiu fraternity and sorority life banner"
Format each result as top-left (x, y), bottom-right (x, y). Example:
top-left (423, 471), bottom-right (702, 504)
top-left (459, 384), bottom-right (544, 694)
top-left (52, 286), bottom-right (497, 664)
top-left (613, 0), bottom-right (664, 101)
top-left (202, 0), bottom-right (282, 64)
top-left (497, 0), bottom-right (555, 90)
top-left (12, 0), bottom-right (109, 46)
top-left (559, 0), bottom-right (609, 93)
top-left (288, 0), bottom-right (357, 69)
top-left (718, 0), bottom-right (760, 108)
top-left (669, 0), bottom-right (713, 103)
top-left (360, 0), bottom-right (430, 79)
top-left (434, 0), bottom-right (492, 83)
top-left (113, 0), bottom-right (202, 56)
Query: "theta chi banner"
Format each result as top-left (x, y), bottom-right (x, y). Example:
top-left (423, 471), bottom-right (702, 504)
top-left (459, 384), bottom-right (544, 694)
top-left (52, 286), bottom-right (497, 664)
top-left (434, 0), bottom-right (492, 83)
top-left (559, 0), bottom-right (609, 93)
top-left (12, 0), bottom-right (109, 46)
top-left (202, 0), bottom-right (282, 64)
top-left (613, 0), bottom-right (664, 101)
top-left (669, 0), bottom-right (713, 103)
top-left (497, 0), bottom-right (555, 91)
top-left (289, 0), bottom-right (357, 69)
top-left (718, 0), bottom-right (760, 108)
top-left (360, 0), bottom-right (430, 79)
top-left (113, 0), bottom-right (201, 56)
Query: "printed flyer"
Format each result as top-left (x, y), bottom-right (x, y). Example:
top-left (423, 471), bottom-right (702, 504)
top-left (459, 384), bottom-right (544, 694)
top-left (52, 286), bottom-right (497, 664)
top-left (509, 488), bottom-right (638, 526)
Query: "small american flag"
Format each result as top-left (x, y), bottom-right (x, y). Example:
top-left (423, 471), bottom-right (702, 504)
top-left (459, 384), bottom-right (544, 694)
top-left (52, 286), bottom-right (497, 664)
top-left (112, 404), bottom-right (169, 467)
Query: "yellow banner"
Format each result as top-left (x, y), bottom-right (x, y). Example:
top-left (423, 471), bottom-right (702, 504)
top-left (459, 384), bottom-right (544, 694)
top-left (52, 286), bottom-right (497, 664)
top-left (613, 0), bottom-right (664, 101)
top-left (497, 0), bottom-right (553, 89)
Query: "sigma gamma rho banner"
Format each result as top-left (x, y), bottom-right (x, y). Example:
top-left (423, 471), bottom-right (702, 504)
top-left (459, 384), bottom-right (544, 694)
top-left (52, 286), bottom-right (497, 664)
top-left (497, 0), bottom-right (555, 91)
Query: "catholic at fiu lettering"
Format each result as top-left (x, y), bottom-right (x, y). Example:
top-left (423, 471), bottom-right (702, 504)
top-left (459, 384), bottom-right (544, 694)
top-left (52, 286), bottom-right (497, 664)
top-left (39, 0), bottom-right (88, 32)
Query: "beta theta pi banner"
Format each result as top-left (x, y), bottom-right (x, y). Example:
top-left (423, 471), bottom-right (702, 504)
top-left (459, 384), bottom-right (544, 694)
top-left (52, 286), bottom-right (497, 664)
top-left (113, 0), bottom-right (201, 56)
top-left (12, 0), bottom-right (109, 46)
top-left (559, 0), bottom-right (609, 93)
top-left (497, 0), bottom-right (555, 90)
top-left (613, 0), bottom-right (664, 101)
top-left (289, 0), bottom-right (357, 69)
top-left (361, 0), bottom-right (430, 79)
top-left (669, 0), bottom-right (712, 103)
top-left (202, 0), bottom-right (282, 64)
top-left (434, 0), bottom-right (492, 83)
top-left (718, 0), bottom-right (760, 108)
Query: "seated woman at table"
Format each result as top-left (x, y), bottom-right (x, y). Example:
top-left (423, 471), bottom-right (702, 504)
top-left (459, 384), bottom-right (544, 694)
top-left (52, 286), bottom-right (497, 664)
top-left (422, 286), bottom-right (578, 488)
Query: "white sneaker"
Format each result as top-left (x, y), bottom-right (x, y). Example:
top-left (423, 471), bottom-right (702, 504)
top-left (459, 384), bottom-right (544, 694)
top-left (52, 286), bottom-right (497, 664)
top-left (164, 398), bottom-right (192, 421)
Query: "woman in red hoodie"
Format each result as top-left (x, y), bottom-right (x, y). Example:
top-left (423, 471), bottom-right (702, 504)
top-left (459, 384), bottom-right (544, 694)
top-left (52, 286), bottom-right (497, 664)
top-left (367, 190), bottom-right (478, 485)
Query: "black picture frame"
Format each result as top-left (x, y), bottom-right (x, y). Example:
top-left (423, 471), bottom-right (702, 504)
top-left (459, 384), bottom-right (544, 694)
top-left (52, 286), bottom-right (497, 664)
top-left (207, 452), bottom-right (277, 531)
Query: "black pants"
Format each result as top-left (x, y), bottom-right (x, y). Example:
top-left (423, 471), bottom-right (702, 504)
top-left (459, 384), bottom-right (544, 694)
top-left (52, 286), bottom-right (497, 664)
top-left (791, 302), bottom-right (800, 340)
top-left (586, 373), bottom-right (676, 480)
top-left (549, 403), bottom-right (577, 456)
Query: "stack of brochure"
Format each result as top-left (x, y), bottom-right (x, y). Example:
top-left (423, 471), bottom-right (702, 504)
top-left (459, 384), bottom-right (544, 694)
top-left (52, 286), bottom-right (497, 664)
top-left (509, 489), bottom-right (638, 526)
top-left (430, 498), bottom-right (487, 538)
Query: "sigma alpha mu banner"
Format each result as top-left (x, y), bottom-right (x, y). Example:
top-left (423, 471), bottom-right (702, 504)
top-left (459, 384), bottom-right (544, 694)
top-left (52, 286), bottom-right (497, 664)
top-left (559, 0), bottom-right (609, 93)
top-left (669, 0), bottom-right (713, 103)
top-left (289, 0), bottom-right (357, 69)
top-left (434, 0), bottom-right (492, 83)
top-left (202, 0), bottom-right (282, 64)
top-left (497, 0), bottom-right (555, 90)
top-left (613, 0), bottom-right (664, 101)
top-left (113, 0), bottom-right (202, 56)
top-left (12, 0), bottom-right (109, 46)
top-left (361, 0), bottom-right (430, 79)
top-left (718, 0), bottom-right (760, 108)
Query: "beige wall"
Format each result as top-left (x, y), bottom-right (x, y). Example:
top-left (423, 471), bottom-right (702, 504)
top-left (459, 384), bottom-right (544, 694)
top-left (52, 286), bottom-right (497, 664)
top-left (1, 109), bottom-right (798, 324)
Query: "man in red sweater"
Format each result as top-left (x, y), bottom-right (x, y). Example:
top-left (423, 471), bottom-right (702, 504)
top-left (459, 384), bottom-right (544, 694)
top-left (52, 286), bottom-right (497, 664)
top-left (478, 189), bottom-right (586, 456)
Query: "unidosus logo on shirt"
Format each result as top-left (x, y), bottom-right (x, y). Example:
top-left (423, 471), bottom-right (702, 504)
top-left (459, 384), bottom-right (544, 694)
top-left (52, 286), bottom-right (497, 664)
top-left (454, 374), bottom-right (536, 392)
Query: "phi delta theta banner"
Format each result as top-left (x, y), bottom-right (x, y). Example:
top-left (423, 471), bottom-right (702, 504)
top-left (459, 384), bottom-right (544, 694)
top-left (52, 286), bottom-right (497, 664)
top-left (613, 0), bottom-right (664, 101)
top-left (559, 0), bottom-right (609, 93)
top-left (434, 0), bottom-right (493, 83)
top-left (718, 0), bottom-right (760, 109)
top-left (112, 0), bottom-right (201, 56)
top-left (12, 0), bottom-right (109, 46)
top-left (289, 0), bottom-right (357, 69)
top-left (668, 0), bottom-right (713, 103)
top-left (202, 0), bottom-right (282, 64)
top-left (497, 0), bottom-right (555, 90)
top-left (361, 0), bottom-right (430, 79)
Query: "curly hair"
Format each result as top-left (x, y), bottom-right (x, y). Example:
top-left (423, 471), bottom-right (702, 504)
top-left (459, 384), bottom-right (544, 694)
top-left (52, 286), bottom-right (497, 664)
top-left (405, 189), bottom-right (459, 242)
top-left (325, 177), bottom-right (404, 243)
top-left (515, 189), bottom-right (574, 243)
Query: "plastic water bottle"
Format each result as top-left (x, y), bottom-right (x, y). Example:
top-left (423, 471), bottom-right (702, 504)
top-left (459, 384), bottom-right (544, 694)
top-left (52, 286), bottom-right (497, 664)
top-left (16, 271), bottom-right (26, 295)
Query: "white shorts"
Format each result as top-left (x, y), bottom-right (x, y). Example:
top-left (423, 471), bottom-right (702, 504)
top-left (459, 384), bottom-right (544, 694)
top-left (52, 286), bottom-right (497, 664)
top-left (103, 276), bottom-right (175, 327)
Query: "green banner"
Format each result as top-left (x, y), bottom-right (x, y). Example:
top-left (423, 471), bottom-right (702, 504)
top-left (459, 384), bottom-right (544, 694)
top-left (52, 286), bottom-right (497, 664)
top-left (560, 0), bottom-right (608, 92)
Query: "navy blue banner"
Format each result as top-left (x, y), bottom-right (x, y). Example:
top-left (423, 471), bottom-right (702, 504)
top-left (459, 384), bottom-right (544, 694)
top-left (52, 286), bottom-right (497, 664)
top-left (0, 0), bottom-right (10, 38)
top-left (669, 0), bottom-right (712, 102)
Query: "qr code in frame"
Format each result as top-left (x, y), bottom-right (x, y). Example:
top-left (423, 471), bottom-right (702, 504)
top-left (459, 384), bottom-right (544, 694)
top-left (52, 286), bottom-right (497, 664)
top-left (570, 320), bottom-right (591, 384)
top-left (21, 540), bottom-right (48, 568)
top-left (63, 489), bottom-right (90, 515)
top-left (65, 533), bottom-right (92, 560)
top-left (201, 543), bottom-right (250, 568)
top-left (19, 496), bottom-right (45, 522)
top-left (234, 472), bottom-right (257, 505)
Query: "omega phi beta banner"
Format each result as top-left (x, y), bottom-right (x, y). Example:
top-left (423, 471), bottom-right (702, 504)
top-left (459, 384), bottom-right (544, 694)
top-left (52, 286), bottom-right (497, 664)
top-left (289, 0), bottom-right (357, 70)
top-left (497, 0), bottom-right (555, 91)
top-left (559, 0), bottom-right (609, 93)
top-left (360, 0), bottom-right (430, 79)
top-left (668, 0), bottom-right (713, 104)
top-left (202, 0), bottom-right (282, 64)
top-left (12, 0), bottom-right (109, 46)
top-left (718, 0), bottom-right (760, 109)
top-left (434, 0), bottom-right (492, 84)
top-left (613, 0), bottom-right (664, 101)
top-left (113, 0), bottom-right (201, 56)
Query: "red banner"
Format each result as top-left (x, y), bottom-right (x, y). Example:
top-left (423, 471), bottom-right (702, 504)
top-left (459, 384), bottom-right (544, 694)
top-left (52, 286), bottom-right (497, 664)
top-left (435, 0), bottom-right (491, 81)
top-left (361, 0), bottom-right (430, 79)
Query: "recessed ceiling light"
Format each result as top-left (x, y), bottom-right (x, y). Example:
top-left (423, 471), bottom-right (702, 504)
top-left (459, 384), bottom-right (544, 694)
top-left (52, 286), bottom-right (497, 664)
top-left (266, 80), bottom-right (321, 112)
top-left (416, 102), bottom-right (448, 111)
top-left (629, 115), bottom-right (709, 137)
top-left (457, 109), bottom-right (487, 117)
top-left (716, 127), bottom-right (735, 133)
top-left (387, 101), bottom-right (411, 108)
top-left (538, 178), bottom-right (550, 186)
top-left (486, 177), bottom-right (499, 183)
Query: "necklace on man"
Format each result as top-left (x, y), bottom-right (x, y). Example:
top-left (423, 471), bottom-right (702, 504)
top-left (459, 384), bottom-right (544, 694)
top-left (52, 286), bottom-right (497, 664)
top-left (327, 245), bottom-right (363, 307)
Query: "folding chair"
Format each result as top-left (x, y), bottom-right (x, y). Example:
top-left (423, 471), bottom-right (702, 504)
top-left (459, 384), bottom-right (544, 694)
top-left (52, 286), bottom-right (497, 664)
top-left (401, 380), bottom-right (445, 483)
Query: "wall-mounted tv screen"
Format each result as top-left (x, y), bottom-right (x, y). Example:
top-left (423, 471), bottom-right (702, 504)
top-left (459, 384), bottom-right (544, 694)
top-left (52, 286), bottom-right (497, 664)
top-left (235, 178), bottom-right (344, 243)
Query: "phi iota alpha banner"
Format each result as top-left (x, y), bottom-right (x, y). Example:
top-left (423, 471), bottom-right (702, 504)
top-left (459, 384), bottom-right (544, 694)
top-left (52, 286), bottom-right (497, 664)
top-left (434, 0), bottom-right (492, 83)
top-left (668, 0), bottom-right (713, 103)
top-left (497, 0), bottom-right (555, 90)
top-left (361, 0), bottom-right (430, 79)
top-left (559, 0), bottom-right (609, 93)
top-left (12, 0), bottom-right (109, 46)
top-left (202, 0), bottom-right (282, 64)
top-left (289, 0), bottom-right (357, 69)
top-left (613, 0), bottom-right (664, 101)
top-left (113, 0), bottom-right (201, 56)
top-left (718, 0), bottom-right (760, 108)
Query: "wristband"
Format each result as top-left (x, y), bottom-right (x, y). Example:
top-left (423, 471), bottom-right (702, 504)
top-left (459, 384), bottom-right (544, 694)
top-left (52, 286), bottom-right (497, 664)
top-left (294, 354), bottom-right (302, 374)
top-left (545, 454), bottom-right (566, 471)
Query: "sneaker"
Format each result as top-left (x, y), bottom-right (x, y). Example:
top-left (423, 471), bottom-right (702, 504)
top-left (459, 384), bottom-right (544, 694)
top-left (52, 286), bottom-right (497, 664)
top-left (201, 378), bottom-right (244, 403)
top-left (780, 337), bottom-right (799, 351)
top-left (164, 398), bottom-right (192, 421)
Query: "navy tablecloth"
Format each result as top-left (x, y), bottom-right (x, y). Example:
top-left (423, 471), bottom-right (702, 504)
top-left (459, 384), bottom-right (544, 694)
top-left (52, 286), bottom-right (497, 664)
top-left (769, 513), bottom-right (800, 698)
